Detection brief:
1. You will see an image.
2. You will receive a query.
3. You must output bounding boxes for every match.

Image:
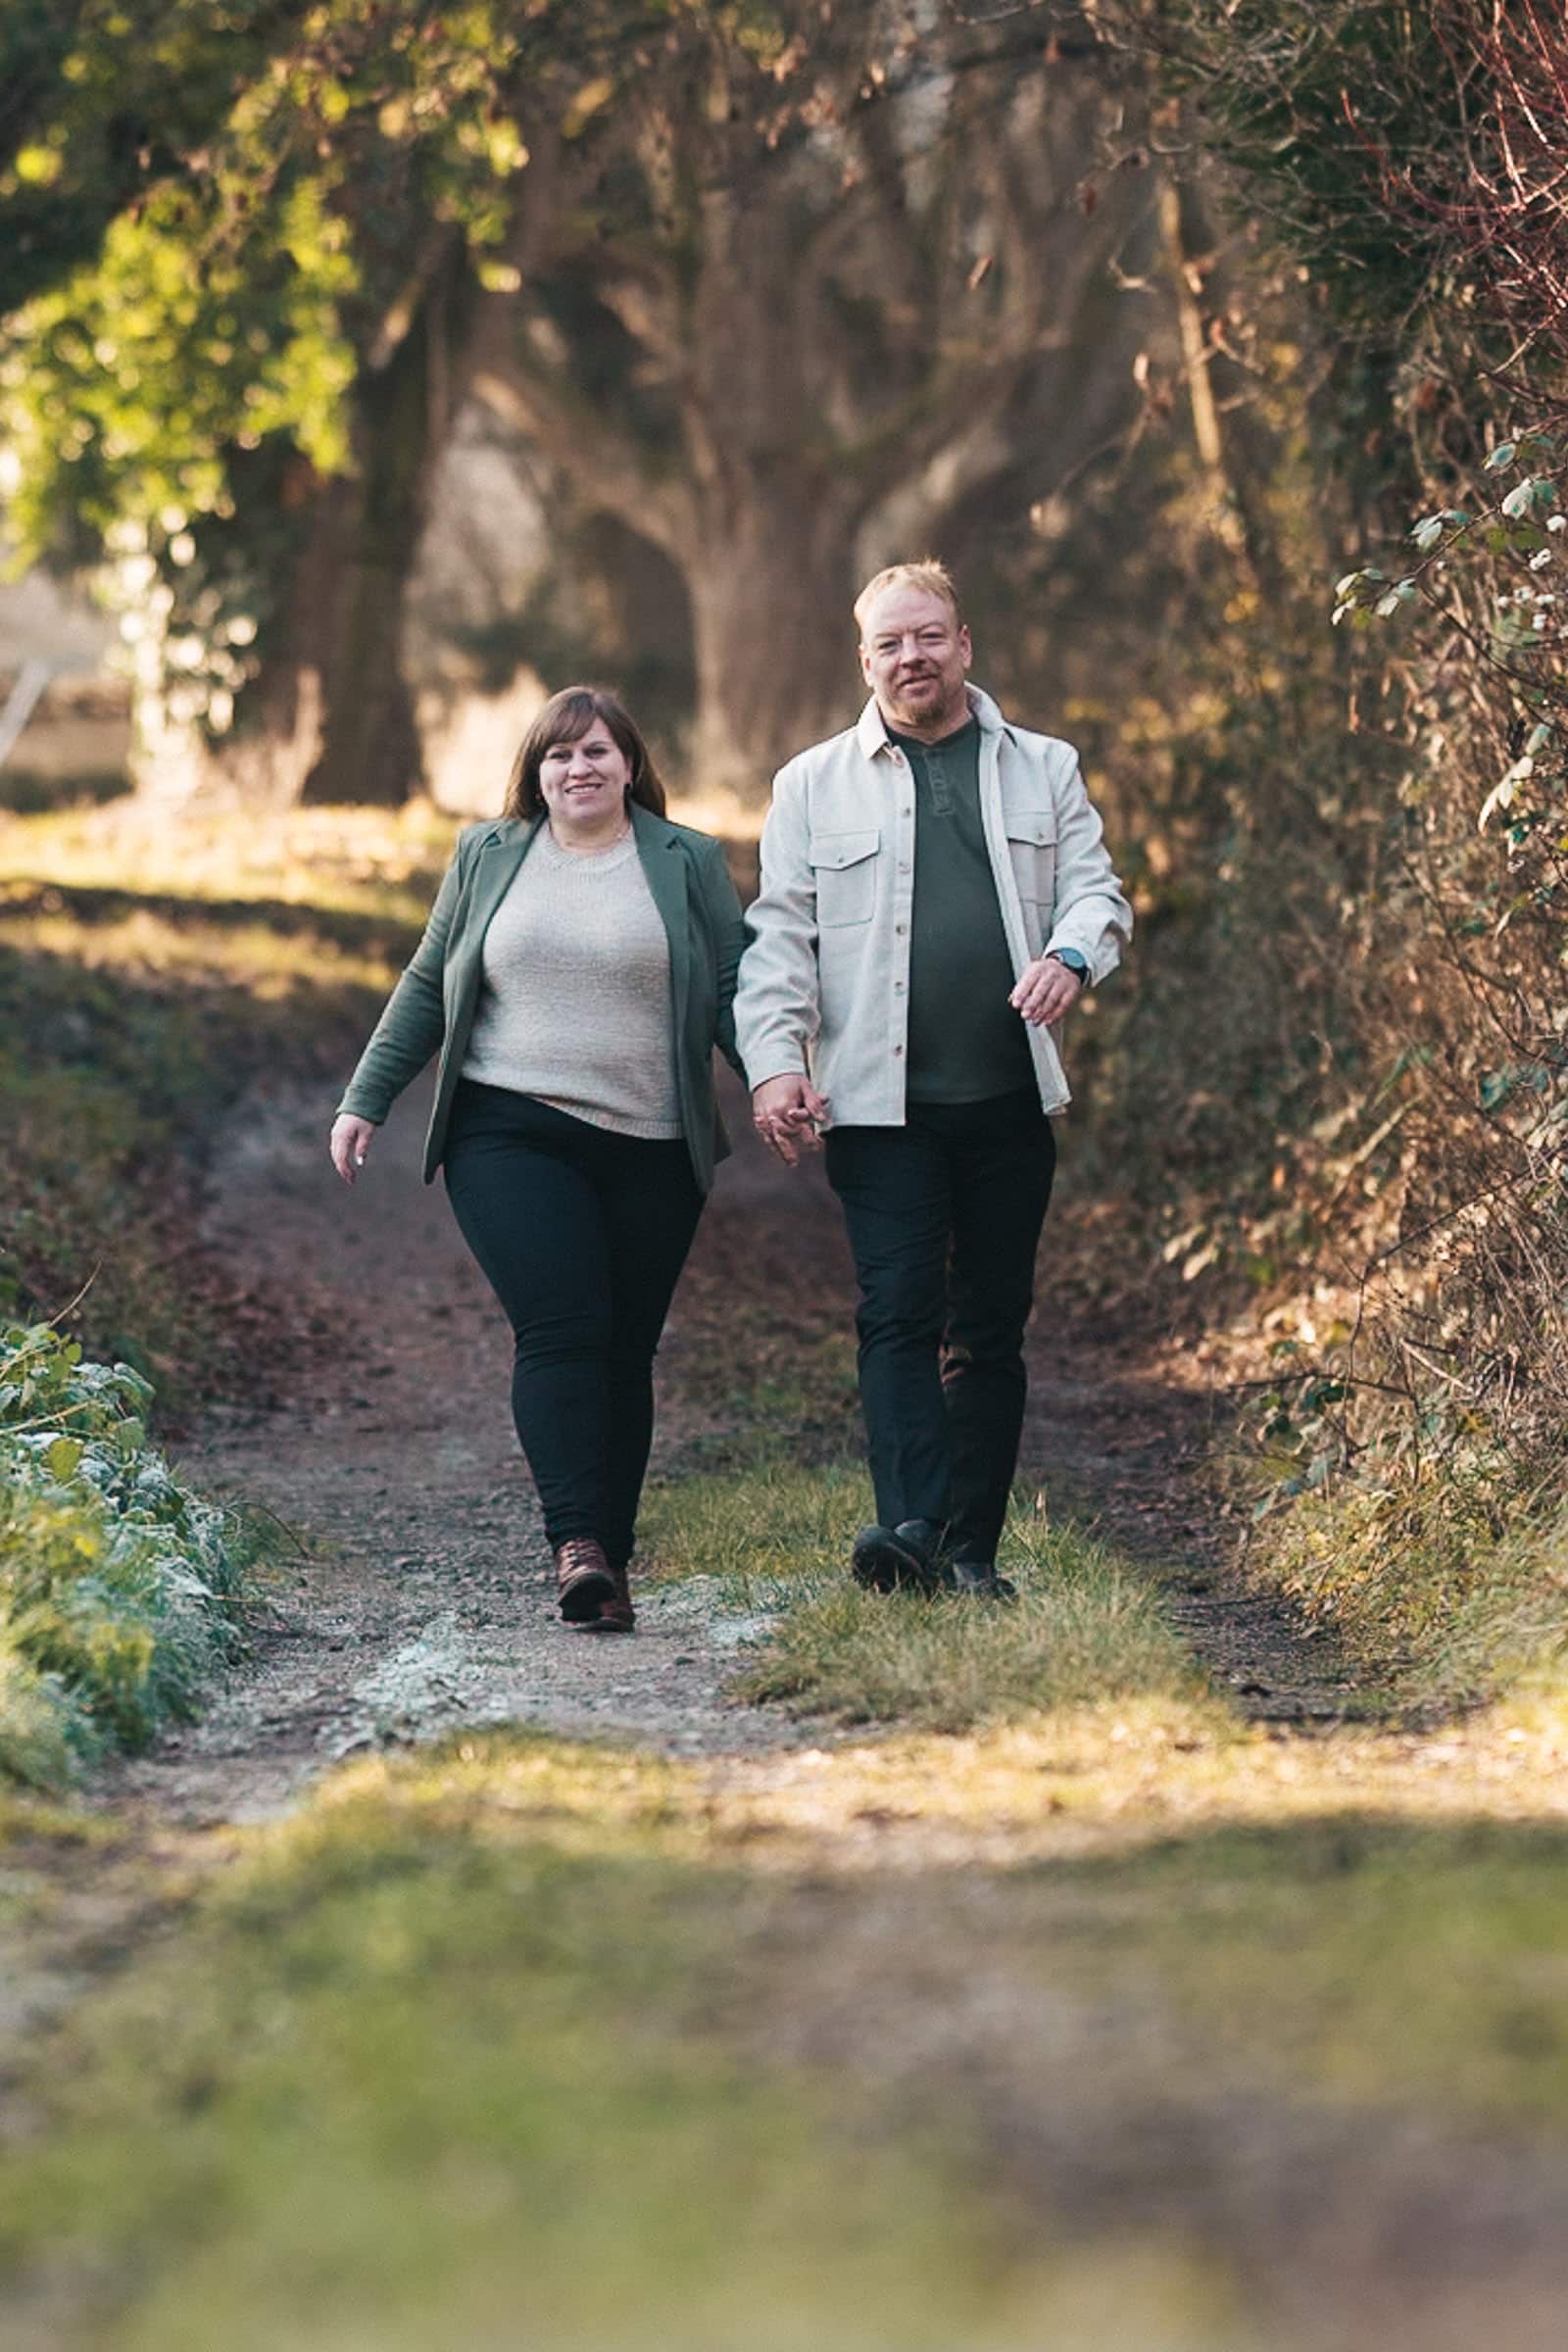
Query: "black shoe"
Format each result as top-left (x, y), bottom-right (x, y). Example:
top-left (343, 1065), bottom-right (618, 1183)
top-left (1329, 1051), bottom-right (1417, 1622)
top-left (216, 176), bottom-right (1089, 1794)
top-left (950, 1558), bottom-right (1019, 1604)
top-left (851, 1519), bottom-right (952, 1595)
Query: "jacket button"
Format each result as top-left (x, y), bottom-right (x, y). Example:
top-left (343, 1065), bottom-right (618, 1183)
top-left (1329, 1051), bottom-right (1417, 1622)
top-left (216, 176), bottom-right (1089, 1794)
top-left (895, 922), bottom-right (906, 936)
top-left (893, 1045), bottom-right (904, 1056)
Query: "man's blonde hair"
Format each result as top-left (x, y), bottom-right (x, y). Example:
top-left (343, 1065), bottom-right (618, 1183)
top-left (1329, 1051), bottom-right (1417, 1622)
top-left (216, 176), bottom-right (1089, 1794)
top-left (853, 559), bottom-right (961, 641)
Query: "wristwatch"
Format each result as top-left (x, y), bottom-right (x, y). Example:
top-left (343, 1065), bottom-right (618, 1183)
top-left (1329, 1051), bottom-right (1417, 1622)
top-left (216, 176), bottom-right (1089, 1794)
top-left (1047, 948), bottom-right (1089, 986)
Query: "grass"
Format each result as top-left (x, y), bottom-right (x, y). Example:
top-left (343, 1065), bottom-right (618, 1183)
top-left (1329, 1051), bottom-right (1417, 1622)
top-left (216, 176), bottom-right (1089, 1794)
top-left (0, 800), bottom-right (453, 1407)
top-left (0, 1738), bottom-right (1264, 2352)
top-left (1073, 1813), bottom-right (1568, 2132)
top-left (654, 1279), bottom-right (862, 1476)
top-left (0, 796), bottom-right (454, 927)
top-left (1427, 1493), bottom-right (1568, 1707)
top-left (11, 1727), bottom-right (1568, 2348)
top-left (640, 1463), bottom-right (1208, 1733)
top-left (1237, 1424), bottom-right (1568, 1721)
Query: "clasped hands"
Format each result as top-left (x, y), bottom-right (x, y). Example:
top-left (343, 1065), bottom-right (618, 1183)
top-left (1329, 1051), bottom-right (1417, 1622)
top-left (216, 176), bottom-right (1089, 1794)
top-left (752, 1073), bottom-right (830, 1165)
top-left (752, 956), bottom-right (1082, 1165)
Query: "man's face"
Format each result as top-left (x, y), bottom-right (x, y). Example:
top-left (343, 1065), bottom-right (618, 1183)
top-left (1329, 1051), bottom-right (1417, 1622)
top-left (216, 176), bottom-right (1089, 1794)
top-left (858, 585), bottom-right (972, 734)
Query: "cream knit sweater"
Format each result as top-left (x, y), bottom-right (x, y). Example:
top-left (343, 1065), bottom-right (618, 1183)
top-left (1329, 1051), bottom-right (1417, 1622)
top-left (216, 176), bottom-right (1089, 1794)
top-left (461, 827), bottom-right (680, 1138)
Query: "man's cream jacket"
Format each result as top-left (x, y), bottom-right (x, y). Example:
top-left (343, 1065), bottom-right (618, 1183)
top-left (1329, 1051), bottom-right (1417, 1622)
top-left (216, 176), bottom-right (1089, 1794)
top-left (734, 685), bottom-right (1131, 1125)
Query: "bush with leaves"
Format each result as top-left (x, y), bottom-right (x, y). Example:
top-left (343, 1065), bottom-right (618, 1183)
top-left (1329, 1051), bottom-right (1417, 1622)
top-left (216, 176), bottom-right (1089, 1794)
top-left (0, 1318), bottom-right (255, 1788)
top-left (1067, 0), bottom-right (1568, 1693)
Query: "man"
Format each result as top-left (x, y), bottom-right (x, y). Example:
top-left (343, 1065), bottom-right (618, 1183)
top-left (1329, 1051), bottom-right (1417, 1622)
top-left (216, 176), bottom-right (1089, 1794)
top-left (733, 560), bottom-right (1131, 1599)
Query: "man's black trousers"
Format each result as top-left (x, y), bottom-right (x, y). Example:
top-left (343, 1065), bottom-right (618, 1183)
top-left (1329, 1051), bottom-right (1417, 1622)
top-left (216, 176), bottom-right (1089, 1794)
top-left (824, 1088), bottom-right (1055, 1567)
top-left (443, 1081), bottom-right (703, 1569)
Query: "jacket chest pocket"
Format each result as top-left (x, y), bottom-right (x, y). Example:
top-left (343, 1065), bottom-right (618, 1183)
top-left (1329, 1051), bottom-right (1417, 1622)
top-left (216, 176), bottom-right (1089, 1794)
top-left (810, 828), bottom-right (880, 928)
top-left (1005, 809), bottom-right (1056, 912)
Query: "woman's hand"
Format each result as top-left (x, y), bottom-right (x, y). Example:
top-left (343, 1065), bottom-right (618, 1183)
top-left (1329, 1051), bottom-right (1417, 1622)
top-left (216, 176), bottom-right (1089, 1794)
top-left (330, 1113), bottom-right (378, 1187)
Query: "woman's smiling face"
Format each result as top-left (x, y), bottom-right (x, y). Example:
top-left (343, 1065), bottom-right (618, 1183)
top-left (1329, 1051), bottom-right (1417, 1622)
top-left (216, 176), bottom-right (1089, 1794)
top-left (537, 720), bottom-right (633, 831)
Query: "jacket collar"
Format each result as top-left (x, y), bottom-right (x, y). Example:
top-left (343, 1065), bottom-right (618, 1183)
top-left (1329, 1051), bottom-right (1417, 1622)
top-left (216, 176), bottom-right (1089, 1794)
top-left (628, 800), bottom-right (683, 853)
top-left (855, 683), bottom-right (1009, 762)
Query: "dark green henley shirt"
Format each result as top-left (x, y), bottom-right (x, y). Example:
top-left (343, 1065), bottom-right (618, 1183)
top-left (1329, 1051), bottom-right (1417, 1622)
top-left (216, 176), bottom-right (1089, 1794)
top-left (889, 716), bottom-right (1035, 1106)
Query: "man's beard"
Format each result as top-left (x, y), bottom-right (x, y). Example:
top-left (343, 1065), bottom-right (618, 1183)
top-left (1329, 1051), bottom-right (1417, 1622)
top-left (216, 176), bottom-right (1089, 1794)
top-left (888, 670), bottom-right (954, 725)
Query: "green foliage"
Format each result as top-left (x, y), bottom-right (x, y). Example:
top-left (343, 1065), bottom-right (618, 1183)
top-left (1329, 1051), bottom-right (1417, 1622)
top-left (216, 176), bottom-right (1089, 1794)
top-left (0, 0), bottom-right (315, 318)
top-left (1336, 431), bottom-right (1568, 858)
top-left (1148, 0), bottom-right (1494, 348)
top-left (0, 0), bottom-right (535, 737)
top-left (0, 1319), bottom-right (253, 1787)
top-left (1067, 0), bottom-right (1568, 1700)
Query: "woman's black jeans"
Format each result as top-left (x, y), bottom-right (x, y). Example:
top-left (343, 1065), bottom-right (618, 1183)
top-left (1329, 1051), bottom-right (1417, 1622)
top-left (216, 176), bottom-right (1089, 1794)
top-left (443, 1081), bottom-right (703, 1569)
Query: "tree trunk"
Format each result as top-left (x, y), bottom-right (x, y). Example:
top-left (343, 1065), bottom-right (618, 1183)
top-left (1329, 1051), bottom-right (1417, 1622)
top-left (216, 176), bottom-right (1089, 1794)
top-left (683, 473), bottom-right (864, 804)
top-left (298, 270), bottom-right (460, 805)
top-left (474, 32), bottom-right (1136, 806)
top-left (1159, 170), bottom-right (1288, 604)
top-left (136, 247), bottom-right (467, 808)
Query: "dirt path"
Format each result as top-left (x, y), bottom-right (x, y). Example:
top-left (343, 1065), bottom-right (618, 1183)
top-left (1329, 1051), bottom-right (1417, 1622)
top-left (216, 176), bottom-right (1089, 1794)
top-left (95, 1067), bottom-right (1352, 1827)
top-left (104, 1073), bottom-right (845, 1827)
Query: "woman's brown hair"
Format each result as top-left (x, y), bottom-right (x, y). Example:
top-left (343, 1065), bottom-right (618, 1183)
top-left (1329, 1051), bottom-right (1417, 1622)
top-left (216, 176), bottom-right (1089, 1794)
top-left (503, 686), bottom-right (668, 821)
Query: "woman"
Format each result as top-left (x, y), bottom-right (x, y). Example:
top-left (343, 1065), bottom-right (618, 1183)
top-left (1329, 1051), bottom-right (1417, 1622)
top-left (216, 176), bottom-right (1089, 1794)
top-left (329, 686), bottom-right (746, 1634)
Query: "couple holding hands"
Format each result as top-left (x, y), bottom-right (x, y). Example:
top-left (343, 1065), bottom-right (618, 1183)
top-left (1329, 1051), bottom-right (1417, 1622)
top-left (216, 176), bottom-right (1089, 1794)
top-left (329, 561), bottom-right (1131, 1634)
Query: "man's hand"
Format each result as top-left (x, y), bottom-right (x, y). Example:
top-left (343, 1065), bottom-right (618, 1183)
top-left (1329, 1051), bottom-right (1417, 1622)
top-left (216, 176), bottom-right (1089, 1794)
top-left (1009, 953), bottom-right (1085, 1028)
top-left (330, 1113), bottom-right (378, 1186)
top-left (752, 1073), bottom-right (830, 1167)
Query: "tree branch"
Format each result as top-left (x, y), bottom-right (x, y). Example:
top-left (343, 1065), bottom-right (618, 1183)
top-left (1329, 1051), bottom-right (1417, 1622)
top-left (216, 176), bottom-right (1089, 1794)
top-left (468, 343), bottom-right (694, 558)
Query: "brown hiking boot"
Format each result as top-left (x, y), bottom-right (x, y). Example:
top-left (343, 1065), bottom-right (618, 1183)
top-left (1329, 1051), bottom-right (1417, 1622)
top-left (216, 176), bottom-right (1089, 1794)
top-left (555, 1536), bottom-right (615, 1625)
top-left (595, 1556), bottom-right (635, 1635)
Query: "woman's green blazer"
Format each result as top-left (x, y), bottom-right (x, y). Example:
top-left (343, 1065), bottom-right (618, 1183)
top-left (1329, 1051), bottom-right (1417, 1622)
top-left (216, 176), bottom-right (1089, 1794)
top-left (336, 805), bottom-right (748, 1194)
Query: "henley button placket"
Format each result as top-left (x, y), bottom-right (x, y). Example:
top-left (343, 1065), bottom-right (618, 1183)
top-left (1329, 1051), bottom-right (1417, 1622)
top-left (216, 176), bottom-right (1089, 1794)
top-left (886, 748), bottom-right (913, 1078)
